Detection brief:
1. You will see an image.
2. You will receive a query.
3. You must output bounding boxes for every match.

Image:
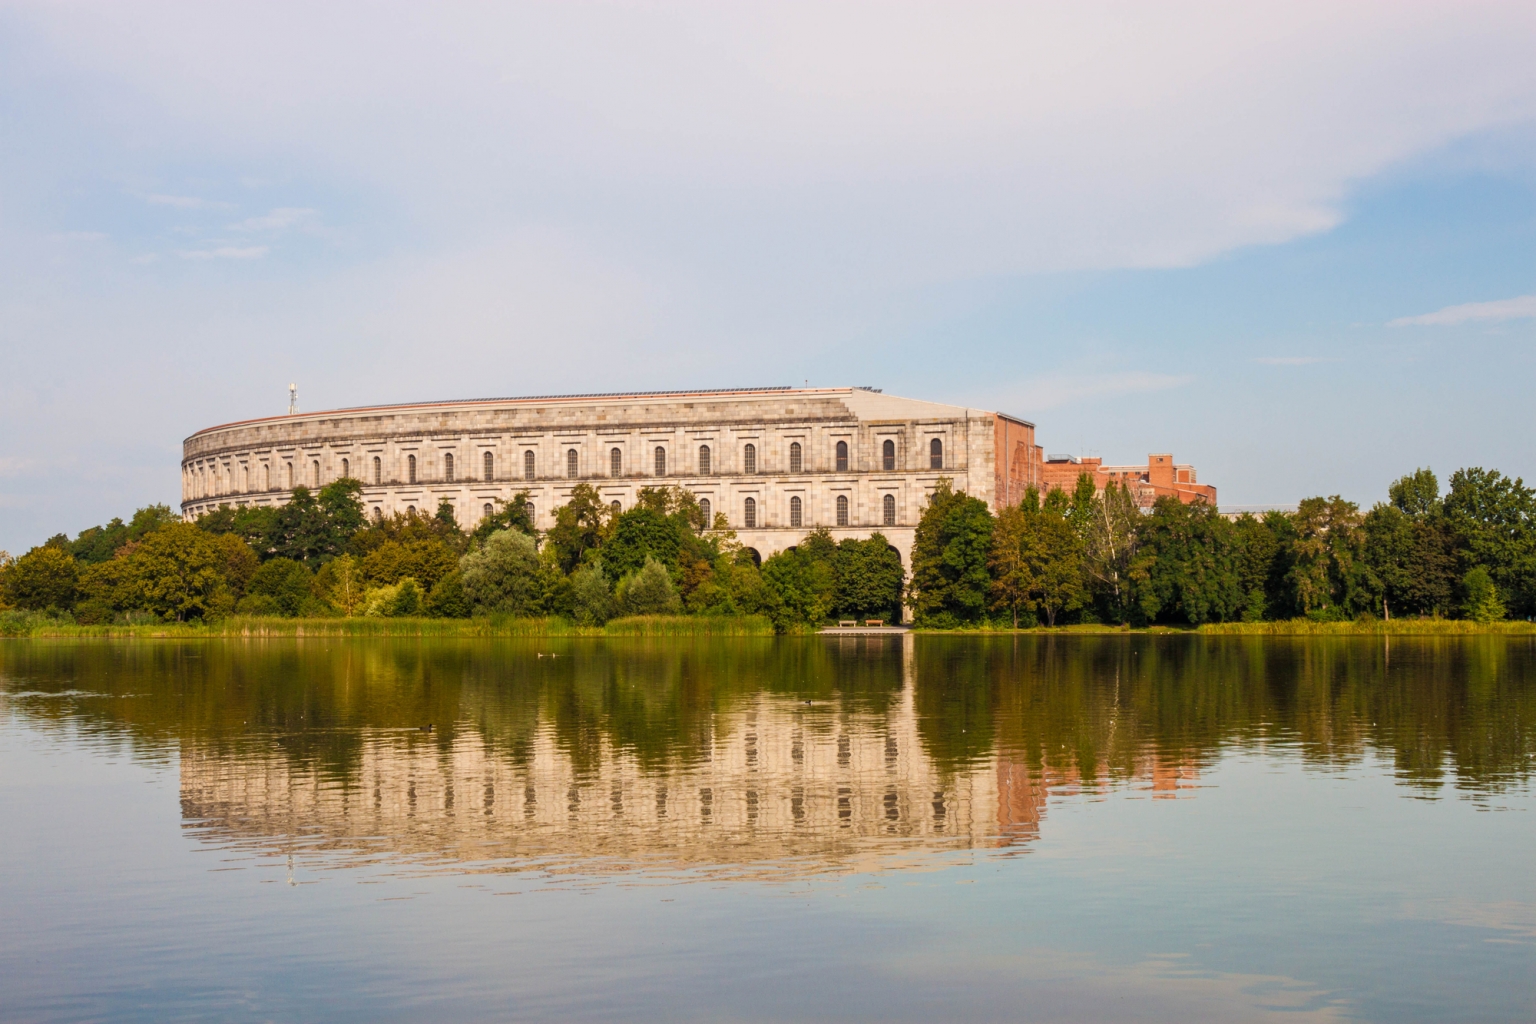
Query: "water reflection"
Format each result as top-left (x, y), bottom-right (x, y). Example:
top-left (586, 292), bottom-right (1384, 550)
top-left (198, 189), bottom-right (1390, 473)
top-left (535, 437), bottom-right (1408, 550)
top-left (2, 635), bottom-right (1532, 879)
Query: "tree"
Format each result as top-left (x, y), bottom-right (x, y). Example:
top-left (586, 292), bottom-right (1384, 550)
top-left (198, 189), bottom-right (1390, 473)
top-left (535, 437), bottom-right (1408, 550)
top-left (1443, 467), bottom-right (1536, 618)
top-left (616, 557), bottom-right (682, 616)
top-left (361, 538), bottom-right (459, 592)
top-left (472, 492), bottom-right (536, 543)
top-left (1032, 508), bottom-right (1084, 626)
top-left (1231, 513), bottom-right (1278, 621)
top-left (426, 569), bottom-right (469, 618)
top-left (1130, 499), bottom-right (1244, 625)
top-left (546, 484), bottom-right (611, 574)
top-left (241, 558), bottom-right (317, 616)
top-left (460, 529), bottom-right (546, 616)
top-left (1283, 496), bottom-right (1376, 619)
top-left (1081, 480), bottom-right (1140, 624)
top-left (988, 501), bottom-right (1038, 628)
top-left (832, 534), bottom-right (904, 621)
top-left (570, 560), bottom-right (616, 624)
top-left (124, 523), bottom-right (228, 621)
top-left (1462, 566), bottom-right (1507, 622)
top-left (1363, 503), bottom-right (1456, 618)
top-left (315, 554), bottom-right (366, 615)
top-left (603, 505), bottom-right (683, 583)
top-left (908, 479), bottom-right (994, 627)
top-left (1, 545), bottom-right (79, 610)
top-left (760, 531), bottom-right (837, 629)
top-left (1390, 468), bottom-right (1441, 518)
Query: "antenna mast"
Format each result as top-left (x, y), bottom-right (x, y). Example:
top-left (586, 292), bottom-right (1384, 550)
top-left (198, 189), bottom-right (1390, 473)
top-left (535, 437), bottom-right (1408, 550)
top-left (288, 383), bottom-right (298, 415)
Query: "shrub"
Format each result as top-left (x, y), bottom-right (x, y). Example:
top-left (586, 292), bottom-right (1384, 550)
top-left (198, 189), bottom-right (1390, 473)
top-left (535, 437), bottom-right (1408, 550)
top-left (616, 557), bottom-right (681, 616)
top-left (460, 530), bottom-right (545, 616)
top-left (570, 560), bottom-right (616, 624)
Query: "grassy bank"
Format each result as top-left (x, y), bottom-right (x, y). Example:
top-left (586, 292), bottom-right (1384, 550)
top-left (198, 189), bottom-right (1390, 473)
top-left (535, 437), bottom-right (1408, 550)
top-left (1197, 618), bottom-right (1536, 636)
top-left (0, 612), bottom-right (775, 639)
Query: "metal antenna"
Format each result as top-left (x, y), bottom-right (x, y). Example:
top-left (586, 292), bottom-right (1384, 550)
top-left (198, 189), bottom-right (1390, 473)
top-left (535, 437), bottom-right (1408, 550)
top-left (288, 383), bottom-right (298, 415)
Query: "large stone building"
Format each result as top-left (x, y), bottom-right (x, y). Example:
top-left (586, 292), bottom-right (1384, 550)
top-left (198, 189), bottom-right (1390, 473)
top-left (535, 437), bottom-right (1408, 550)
top-left (181, 386), bottom-right (1042, 566)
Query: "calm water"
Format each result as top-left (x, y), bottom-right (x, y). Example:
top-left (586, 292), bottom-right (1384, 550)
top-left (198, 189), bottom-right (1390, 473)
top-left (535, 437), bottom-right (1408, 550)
top-left (1, 636), bottom-right (1533, 1023)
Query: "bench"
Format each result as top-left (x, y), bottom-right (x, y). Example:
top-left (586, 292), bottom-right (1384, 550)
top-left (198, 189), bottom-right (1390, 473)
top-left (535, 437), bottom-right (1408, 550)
top-left (865, 620), bottom-right (885, 627)
top-left (838, 620), bottom-right (858, 627)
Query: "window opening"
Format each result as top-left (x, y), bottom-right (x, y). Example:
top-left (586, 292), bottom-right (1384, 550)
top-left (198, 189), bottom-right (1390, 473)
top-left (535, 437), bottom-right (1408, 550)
top-left (340, 458), bottom-right (349, 480)
top-left (611, 448), bottom-right (622, 477)
top-left (611, 500), bottom-right (621, 514)
top-left (699, 445), bottom-right (711, 475)
top-left (835, 440), bottom-right (849, 472)
top-left (444, 453), bottom-right (454, 483)
top-left (930, 438), bottom-right (943, 469)
top-left (524, 450), bottom-right (536, 480)
top-left (883, 493), bottom-right (896, 526)
top-left (789, 441), bottom-right (802, 474)
top-left (408, 454), bottom-right (417, 484)
top-left (483, 503), bottom-right (493, 519)
top-left (654, 446), bottom-right (666, 476)
top-left (744, 496), bottom-right (757, 528)
top-left (567, 449), bottom-right (578, 478)
top-left (699, 498), bottom-right (711, 524)
top-left (744, 443), bottom-right (756, 474)
top-left (883, 439), bottom-right (895, 471)
top-left (484, 451), bottom-right (494, 482)
top-left (836, 494), bottom-right (849, 526)
top-left (790, 496), bottom-right (802, 527)
top-left (373, 457), bottom-right (381, 485)
top-left (312, 460), bottom-right (320, 487)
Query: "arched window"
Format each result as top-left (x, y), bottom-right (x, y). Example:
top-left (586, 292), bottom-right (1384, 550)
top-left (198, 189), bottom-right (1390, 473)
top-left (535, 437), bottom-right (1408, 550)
top-left (242, 465), bottom-right (250, 492)
top-left (483, 503), bottom-right (493, 520)
top-left (264, 464), bottom-right (271, 490)
top-left (699, 445), bottom-right (711, 475)
top-left (835, 440), bottom-right (849, 472)
top-left (883, 493), bottom-right (896, 526)
top-left (743, 443), bottom-right (756, 474)
top-left (372, 457), bottom-right (381, 485)
top-left (930, 438), bottom-right (943, 469)
top-left (836, 494), bottom-right (849, 526)
top-left (610, 500), bottom-right (621, 515)
top-left (699, 498), bottom-right (711, 525)
top-left (744, 496), bottom-right (757, 528)
top-left (524, 450), bottom-right (536, 481)
top-left (790, 495), bottom-right (802, 527)
top-left (406, 505), bottom-right (416, 515)
top-left (567, 449), bottom-right (578, 478)
top-left (611, 448), bottom-right (622, 477)
top-left (340, 459), bottom-right (349, 480)
top-left (527, 502), bottom-right (534, 523)
top-left (654, 446), bottom-right (666, 476)
top-left (285, 463), bottom-right (294, 489)
top-left (373, 506), bottom-right (383, 522)
top-left (484, 451), bottom-right (494, 482)
top-left (882, 439), bottom-right (895, 471)
top-left (444, 453), bottom-right (454, 483)
top-left (312, 460), bottom-right (320, 487)
top-left (789, 441), bottom-right (802, 474)
top-left (408, 454), bottom-right (417, 484)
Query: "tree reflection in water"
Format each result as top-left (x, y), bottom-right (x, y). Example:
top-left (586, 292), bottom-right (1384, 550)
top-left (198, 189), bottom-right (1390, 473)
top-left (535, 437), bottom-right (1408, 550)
top-left (2, 635), bottom-right (1532, 878)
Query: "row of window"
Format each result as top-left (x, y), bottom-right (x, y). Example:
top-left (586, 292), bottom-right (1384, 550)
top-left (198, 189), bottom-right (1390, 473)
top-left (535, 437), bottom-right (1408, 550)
top-left (191, 437), bottom-right (949, 498)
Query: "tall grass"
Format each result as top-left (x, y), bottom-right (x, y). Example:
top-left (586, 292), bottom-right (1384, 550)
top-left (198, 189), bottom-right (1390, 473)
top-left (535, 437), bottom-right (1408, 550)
top-left (0, 611), bottom-right (774, 639)
top-left (1198, 618), bottom-right (1536, 636)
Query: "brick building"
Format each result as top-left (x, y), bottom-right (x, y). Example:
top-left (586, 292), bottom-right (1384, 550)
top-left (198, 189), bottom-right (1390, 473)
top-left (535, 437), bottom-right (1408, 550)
top-left (1040, 453), bottom-right (1215, 507)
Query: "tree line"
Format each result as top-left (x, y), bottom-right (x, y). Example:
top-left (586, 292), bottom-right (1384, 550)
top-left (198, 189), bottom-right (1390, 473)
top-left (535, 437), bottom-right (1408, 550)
top-left (0, 481), bottom-right (904, 630)
top-left (910, 466), bottom-right (1531, 627)
top-left (2, 463), bottom-right (1530, 629)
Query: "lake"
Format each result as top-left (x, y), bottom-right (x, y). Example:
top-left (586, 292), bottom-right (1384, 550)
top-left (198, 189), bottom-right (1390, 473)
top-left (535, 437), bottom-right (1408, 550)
top-left (1, 635), bottom-right (1532, 1022)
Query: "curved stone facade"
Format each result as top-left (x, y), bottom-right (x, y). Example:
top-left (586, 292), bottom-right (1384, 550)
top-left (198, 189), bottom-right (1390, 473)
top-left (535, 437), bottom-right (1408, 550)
top-left (181, 386), bottom-right (1041, 567)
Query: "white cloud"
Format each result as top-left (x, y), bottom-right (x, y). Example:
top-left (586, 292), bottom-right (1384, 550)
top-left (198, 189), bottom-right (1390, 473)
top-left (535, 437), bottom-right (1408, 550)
top-left (1388, 294), bottom-right (1536, 326)
top-left (177, 246), bottom-right (270, 260)
top-left (228, 207), bottom-right (318, 232)
top-left (1255, 356), bottom-right (1337, 365)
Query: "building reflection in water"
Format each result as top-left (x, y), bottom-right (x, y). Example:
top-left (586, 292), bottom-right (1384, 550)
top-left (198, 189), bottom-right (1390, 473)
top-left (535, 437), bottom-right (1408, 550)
top-left (178, 636), bottom-right (1198, 880)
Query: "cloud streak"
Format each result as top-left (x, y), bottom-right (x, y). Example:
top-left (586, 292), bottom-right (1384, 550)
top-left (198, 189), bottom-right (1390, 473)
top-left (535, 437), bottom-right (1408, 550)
top-left (228, 207), bottom-right (318, 232)
top-left (1389, 294), bottom-right (1536, 326)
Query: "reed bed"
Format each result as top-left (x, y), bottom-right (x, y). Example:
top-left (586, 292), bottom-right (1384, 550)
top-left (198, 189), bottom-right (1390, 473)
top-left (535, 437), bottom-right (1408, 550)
top-left (0, 611), bottom-right (776, 639)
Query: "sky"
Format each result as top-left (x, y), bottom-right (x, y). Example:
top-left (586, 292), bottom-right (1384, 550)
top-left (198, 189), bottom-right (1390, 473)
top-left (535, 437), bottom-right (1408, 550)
top-left (2, 1), bottom-right (1535, 553)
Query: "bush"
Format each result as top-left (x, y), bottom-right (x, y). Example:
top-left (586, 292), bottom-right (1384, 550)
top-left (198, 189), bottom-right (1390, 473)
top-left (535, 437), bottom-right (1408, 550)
top-left (570, 561), bottom-right (616, 624)
top-left (460, 530), bottom-right (545, 616)
top-left (616, 557), bottom-right (681, 616)
top-left (1463, 566), bottom-right (1507, 622)
top-left (245, 558), bottom-right (316, 617)
top-left (426, 569), bottom-right (469, 618)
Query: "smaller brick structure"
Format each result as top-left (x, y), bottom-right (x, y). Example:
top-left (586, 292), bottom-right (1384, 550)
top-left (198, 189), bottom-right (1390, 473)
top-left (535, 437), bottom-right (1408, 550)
top-left (1040, 453), bottom-right (1215, 508)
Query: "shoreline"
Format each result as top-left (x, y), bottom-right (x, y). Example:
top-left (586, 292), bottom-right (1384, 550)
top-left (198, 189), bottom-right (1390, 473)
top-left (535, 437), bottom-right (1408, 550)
top-left (2, 614), bottom-right (1533, 639)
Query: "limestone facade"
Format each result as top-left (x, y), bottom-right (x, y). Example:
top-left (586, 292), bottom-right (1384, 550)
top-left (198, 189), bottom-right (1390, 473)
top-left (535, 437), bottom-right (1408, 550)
top-left (181, 386), bottom-right (1042, 567)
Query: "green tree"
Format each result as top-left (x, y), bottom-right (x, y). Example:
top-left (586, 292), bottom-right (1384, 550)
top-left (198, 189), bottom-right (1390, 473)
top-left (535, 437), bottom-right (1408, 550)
top-left (832, 534), bottom-right (904, 621)
top-left (908, 479), bottom-right (994, 627)
top-left (759, 531), bottom-right (837, 630)
top-left (1462, 566), bottom-right (1507, 622)
top-left (425, 569), bottom-right (469, 618)
top-left (361, 538), bottom-right (460, 593)
top-left (1081, 480), bottom-right (1141, 624)
top-left (1443, 467), bottom-right (1536, 618)
top-left (1231, 513), bottom-right (1279, 621)
top-left (125, 523), bottom-right (228, 621)
top-left (1130, 499), bottom-right (1244, 625)
top-left (241, 558), bottom-right (316, 616)
top-left (72, 505), bottom-right (180, 564)
top-left (988, 500), bottom-right (1038, 628)
top-left (1390, 467), bottom-right (1441, 517)
top-left (315, 554), bottom-right (366, 615)
top-left (472, 492), bottom-right (536, 544)
top-left (603, 505), bottom-right (683, 583)
top-left (1, 545), bottom-right (79, 610)
top-left (1283, 495), bottom-right (1377, 619)
top-left (460, 529), bottom-right (545, 616)
top-left (570, 560), bottom-right (617, 624)
top-left (616, 557), bottom-right (682, 616)
top-left (546, 483), bottom-right (611, 574)
top-left (1363, 504), bottom-right (1456, 618)
top-left (1032, 508), bottom-right (1084, 626)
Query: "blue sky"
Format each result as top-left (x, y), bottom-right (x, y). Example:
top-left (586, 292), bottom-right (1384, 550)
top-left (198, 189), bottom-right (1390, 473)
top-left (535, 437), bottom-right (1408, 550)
top-left (2, 3), bottom-right (1535, 552)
